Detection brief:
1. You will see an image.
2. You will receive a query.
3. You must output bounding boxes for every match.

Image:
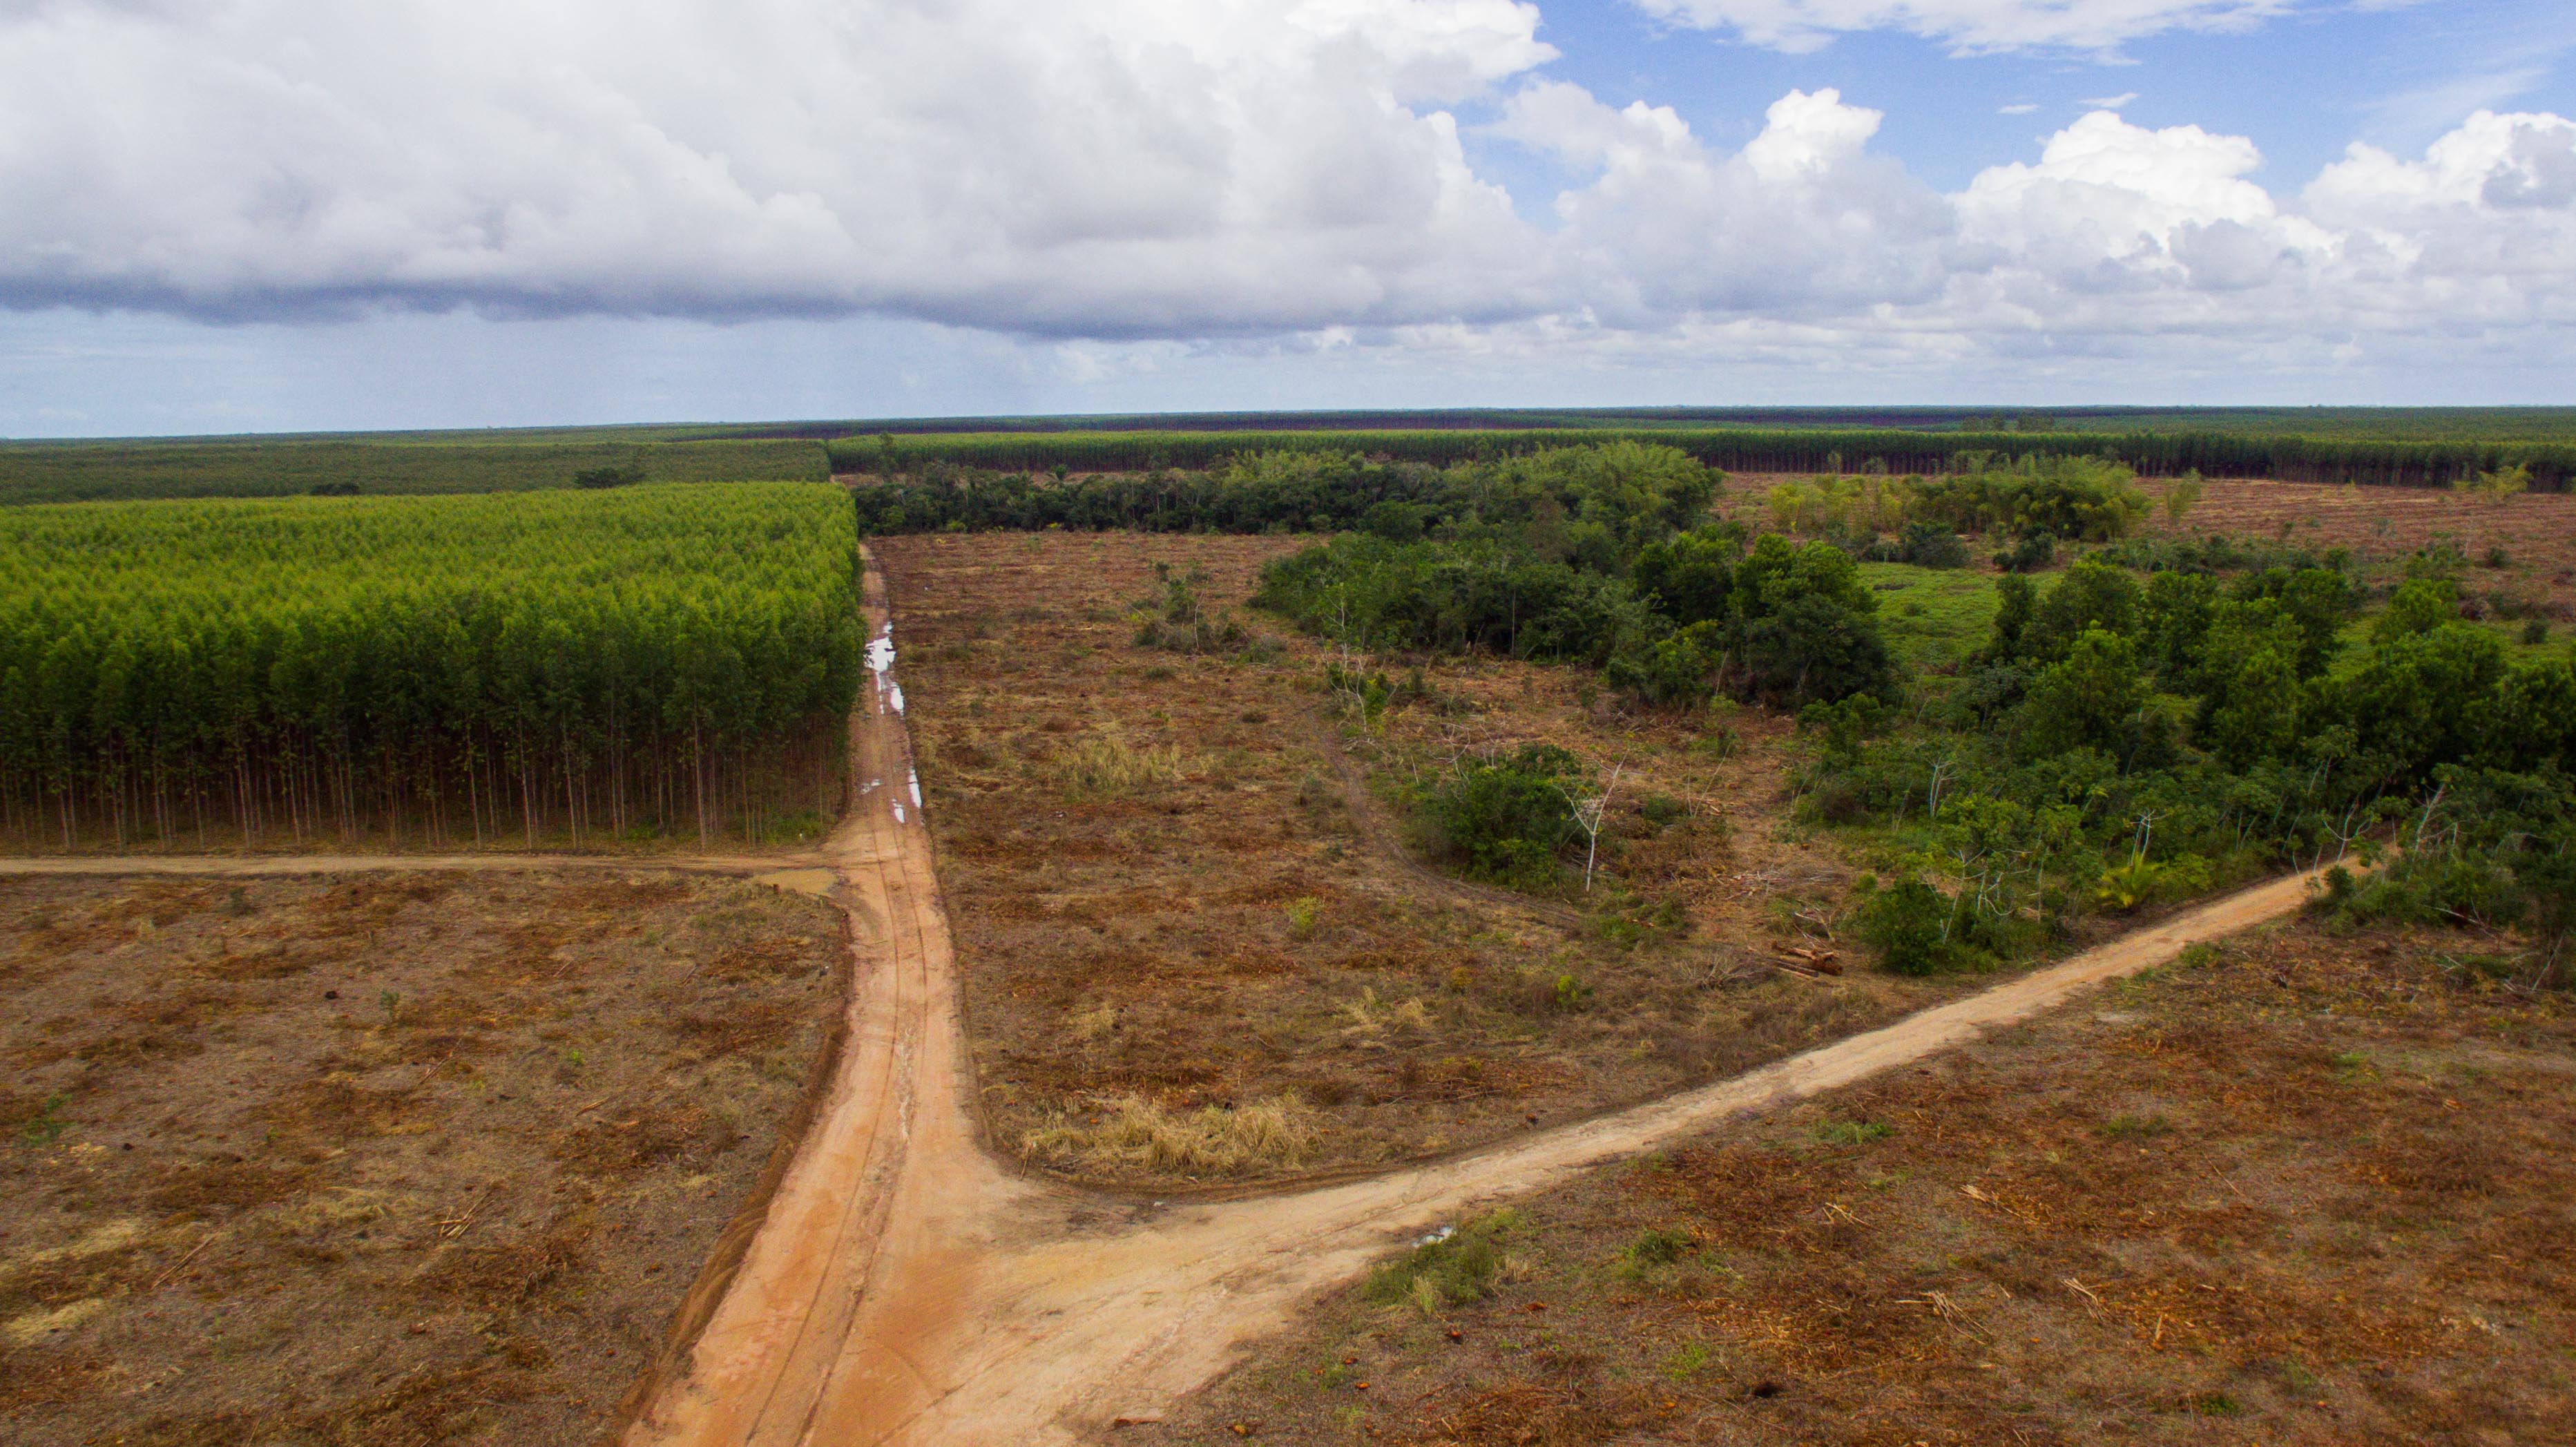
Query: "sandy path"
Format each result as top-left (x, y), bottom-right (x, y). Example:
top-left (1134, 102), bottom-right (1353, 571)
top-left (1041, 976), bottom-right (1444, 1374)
top-left (620, 551), bottom-right (2336, 1445)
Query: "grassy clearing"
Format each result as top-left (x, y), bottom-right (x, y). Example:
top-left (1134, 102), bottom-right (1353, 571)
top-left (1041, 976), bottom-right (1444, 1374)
top-left (1856, 561), bottom-right (2000, 675)
top-left (1150, 919), bottom-right (2576, 1445)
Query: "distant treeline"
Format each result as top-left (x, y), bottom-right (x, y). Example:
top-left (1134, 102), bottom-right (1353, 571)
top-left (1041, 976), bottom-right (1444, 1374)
top-left (832, 428), bottom-right (2576, 490)
top-left (0, 437), bottom-right (831, 505)
top-left (849, 450), bottom-right (1453, 535)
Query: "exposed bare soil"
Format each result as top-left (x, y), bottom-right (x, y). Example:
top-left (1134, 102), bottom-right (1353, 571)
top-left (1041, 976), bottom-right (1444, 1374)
top-left (870, 532), bottom-right (2008, 1189)
top-left (2137, 476), bottom-right (2576, 614)
top-left (1726, 470), bottom-right (2576, 612)
top-left (0, 869), bottom-right (844, 1446)
top-left (1151, 918), bottom-right (2576, 1446)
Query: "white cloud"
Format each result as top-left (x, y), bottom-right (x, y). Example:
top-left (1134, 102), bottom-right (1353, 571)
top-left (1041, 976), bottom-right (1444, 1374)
top-left (2081, 92), bottom-right (2140, 109)
top-left (2, 1), bottom-right (2574, 391)
top-left (1494, 86), bottom-right (1957, 323)
top-left (0, 0), bottom-right (1558, 334)
top-left (1625, 0), bottom-right (2298, 55)
top-left (1998, 102), bottom-right (2039, 115)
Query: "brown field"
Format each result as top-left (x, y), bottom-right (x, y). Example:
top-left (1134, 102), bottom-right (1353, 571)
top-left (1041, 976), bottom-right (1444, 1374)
top-left (0, 869), bottom-right (844, 1446)
top-left (2135, 477), bottom-right (2576, 611)
top-left (876, 532), bottom-right (2178, 1191)
top-left (1725, 470), bottom-right (2576, 611)
top-left (1146, 917), bottom-right (2576, 1446)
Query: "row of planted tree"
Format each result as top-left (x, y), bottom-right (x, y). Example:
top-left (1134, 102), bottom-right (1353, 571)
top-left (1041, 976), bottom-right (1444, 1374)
top-left (0, 484), bottom-right (862, 850)
top-left (832, 425), bottom-right (2576, 491)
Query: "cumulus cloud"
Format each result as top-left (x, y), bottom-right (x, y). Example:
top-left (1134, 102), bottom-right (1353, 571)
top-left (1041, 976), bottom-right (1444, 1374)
top-left (2, 0), bottom-right (2574, 383)
top-left (1494, 85), bottom-right (1956, 321)
top-left (1625, 0), bottom-right (2297, 55)
top-left (0, 0), bottom-right (1557, 333)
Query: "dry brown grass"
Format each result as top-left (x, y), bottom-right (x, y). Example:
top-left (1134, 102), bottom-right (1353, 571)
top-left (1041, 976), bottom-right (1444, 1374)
top-left (1146, 919), bottom-right (2576, 1446)
top-left (1021, 1095), bottom-right (1316, 1176)
top-left (1048, 732), bottom-right (1201, 796)
top-left (0, 870), bottom-right (843, 1447)
top-left (877, 531), bottom-right (2011, 1189)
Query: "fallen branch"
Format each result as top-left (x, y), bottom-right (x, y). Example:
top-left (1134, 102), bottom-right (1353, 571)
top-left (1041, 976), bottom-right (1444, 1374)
top-left (433, 1182), bottom-right (501, 1240)
top-left (150, 1232), bottom-right (218, 1290)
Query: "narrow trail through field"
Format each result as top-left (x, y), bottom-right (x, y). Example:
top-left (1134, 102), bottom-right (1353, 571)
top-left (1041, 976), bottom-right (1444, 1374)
top-left (621, 550), bottom-right (2338, 1446)
top-left (1311, 715), bottom-right (1587, 932)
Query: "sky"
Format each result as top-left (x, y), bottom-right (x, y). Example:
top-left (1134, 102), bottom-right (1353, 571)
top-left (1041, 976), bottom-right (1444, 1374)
top-left (3, 0), bottom-right (2574, 437)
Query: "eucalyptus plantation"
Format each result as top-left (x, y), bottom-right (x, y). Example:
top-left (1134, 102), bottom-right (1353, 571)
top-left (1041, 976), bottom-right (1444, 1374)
top-left (0, 483), bottom-right (861, 849)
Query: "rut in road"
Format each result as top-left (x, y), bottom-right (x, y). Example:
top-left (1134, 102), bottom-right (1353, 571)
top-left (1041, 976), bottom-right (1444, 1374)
top-left (626, 547), bottom-right (2338, 1446)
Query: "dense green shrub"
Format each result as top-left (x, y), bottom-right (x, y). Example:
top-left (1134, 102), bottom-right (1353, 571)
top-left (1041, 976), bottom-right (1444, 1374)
top-left (1254, 535), bottom-right (1653, 664)
top-left (1416, 745), bottom-right (1584, 890)
top-left (1887, 520), bottom-right (1970, 568)
top-left (1630, 524), bottom-right (1745, 624)
top-left (1853, 874), bottom-right (1961, 975)
top-left (2019, 629), bottom-right (2148, 759)
top-left (1912, 457), bottom-right (2150, 541)
top-left (1995, 531), bottom-right (2058, 573)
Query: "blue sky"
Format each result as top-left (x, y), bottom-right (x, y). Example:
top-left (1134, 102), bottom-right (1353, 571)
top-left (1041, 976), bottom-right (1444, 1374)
top-left (1529, 1), bottom-right (2576, 188)
top-left (3, 0), bottom-right (2574, 437)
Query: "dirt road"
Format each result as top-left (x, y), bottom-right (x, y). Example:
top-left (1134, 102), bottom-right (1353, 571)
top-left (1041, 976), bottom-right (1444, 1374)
top-left (622, 553), bottom-right (2336, 1446)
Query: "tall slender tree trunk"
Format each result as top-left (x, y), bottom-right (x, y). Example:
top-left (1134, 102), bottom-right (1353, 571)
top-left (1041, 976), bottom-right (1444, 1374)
top-left (692, 720), bottom-right (709, 850)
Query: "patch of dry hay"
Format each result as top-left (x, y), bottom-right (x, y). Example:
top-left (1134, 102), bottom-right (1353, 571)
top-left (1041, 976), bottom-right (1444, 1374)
top-left (1020, 1095), bottom-right (1314, 1176)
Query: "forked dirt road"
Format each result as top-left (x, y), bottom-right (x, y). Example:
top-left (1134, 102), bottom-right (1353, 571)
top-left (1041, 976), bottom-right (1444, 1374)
top-left (622, 553), bottom-right (2340, 1446)
top-left (0, 550), bottom-right (2334, 1445)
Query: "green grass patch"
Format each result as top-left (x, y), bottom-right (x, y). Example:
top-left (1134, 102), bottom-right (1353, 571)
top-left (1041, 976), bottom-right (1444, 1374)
top-left (1361, 1210), bottom-right (1516, 1315)
top-left (1856, 562), bottom-right (2001, 675)
top-left (1814, 1119), bottom-right (1894, 1147)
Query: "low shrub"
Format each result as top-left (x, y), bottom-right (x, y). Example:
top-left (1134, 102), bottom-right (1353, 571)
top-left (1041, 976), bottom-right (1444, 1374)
top-left (1995, 531), bottom-right (2057, 573)
top-left (1852, 874), bottom-right (1963, 975)
top-left (1416, 744), bottom-right (1584, 890)
top-left (1362, 1210), bottom-right (1517, 1314)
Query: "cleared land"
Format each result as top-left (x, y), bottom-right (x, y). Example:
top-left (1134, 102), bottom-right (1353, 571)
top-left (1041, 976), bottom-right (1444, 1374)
top-left (872, 531), bottom-right (2047, 1188)
top-left (0, 868), bottom-right (843, 1445)
top-left (879, 528), bottom-right (2325, 1191)
top-left (2139, 475), bottom-right (2576, 614)
top-left (1151, 917), bottom-right (2576, 1445)
top-left (1729, 470), bottom-right (2576, 613)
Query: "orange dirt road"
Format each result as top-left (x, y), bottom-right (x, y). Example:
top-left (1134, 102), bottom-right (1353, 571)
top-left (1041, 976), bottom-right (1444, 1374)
top-left (623, 550), bottom-right (2339, 1446)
